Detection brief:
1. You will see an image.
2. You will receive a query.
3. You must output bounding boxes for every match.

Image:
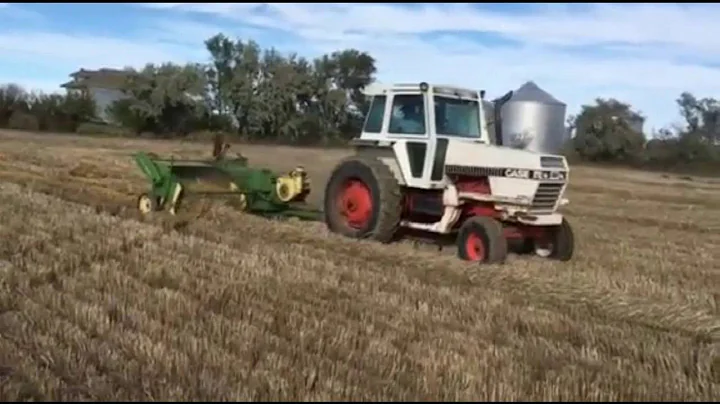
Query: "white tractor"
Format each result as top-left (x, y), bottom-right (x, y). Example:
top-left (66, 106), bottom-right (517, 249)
top-left (322, 82), bottom-right (574, 263)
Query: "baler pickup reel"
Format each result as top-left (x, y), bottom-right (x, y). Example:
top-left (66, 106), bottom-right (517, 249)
top-left (132, 135), bottom-right (318, 221)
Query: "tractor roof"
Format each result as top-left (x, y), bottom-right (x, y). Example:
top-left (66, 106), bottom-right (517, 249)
top-left (61, 68), bottom-right (134, 91)
top-left (362, 82), bottom-right (479, 97)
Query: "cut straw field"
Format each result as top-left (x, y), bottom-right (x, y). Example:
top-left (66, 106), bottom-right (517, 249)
top-left (0, 129), bottom-right (718, 401)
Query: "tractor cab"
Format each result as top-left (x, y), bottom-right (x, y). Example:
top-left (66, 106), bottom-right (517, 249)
top-left (359, 82), bottom-right (492, 145)
top-left (353, 82), bottom-right (567, 191)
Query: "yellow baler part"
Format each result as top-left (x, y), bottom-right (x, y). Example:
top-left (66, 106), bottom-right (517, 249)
top-left (275, 167), bottom-right (310, 203)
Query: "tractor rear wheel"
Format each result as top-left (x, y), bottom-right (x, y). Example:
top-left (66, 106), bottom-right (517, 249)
top-left (323, 156), bottom-right (402, 243)
top-left (456, 216), bottom-right (508, 264)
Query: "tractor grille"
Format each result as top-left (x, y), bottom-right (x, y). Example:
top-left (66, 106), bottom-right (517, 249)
top-left (532, 182), bottom-right (563, 211)
top-left (445, 165), bottom-right (506, 177)
top-left (540, 156), bottom-right (565, 169)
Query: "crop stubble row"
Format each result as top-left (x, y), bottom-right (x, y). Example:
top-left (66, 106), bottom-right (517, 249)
top-left (0, 131), bottom-right (718, 400)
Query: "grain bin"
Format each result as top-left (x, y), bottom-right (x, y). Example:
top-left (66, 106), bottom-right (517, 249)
top-left (500, 81), bottom-right (567, 154)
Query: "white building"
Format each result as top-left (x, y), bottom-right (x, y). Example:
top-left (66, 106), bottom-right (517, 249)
top-left (60, 68), bottom-right (130, 124)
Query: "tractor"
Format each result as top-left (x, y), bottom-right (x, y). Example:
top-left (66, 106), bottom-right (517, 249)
top-left (322, 82), bottom-right (574, 263)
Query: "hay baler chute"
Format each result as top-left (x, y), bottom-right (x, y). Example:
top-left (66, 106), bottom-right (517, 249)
top-left (132, 148), bottom-right (320, 221)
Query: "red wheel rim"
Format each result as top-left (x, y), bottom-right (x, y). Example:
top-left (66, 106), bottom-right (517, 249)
top-left (465, 233), bottom-right (486, 261)
top-left (337, 179), bottom-right (372, 229)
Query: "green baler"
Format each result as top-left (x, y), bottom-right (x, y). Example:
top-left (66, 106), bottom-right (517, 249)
top-left (132, 144), bottom-right (320, 221)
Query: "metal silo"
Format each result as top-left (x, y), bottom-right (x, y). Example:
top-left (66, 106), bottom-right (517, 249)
top-left (500, 81), bottom-right (567, 154)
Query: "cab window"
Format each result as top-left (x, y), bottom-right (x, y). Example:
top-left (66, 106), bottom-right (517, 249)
top-left (434, 96), bottom-right (481, 138)
top-left (362, 95), bottom-right (386, 133)
top-left (388, 94), bottom-right (426, 135)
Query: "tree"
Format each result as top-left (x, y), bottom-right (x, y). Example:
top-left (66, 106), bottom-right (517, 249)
top-left (0, 84), bottom-right (27, 127)
top-left (26, 91), bottom-right (96, 132)
top-left (309, 49), bottom-right (377, 142)
top-left (641, 93), bottom-right (720, 167)
top-left (0, 83), bottom-right (96, 133)
top-left (204, 33), bottom-right (377, 144)
top-left (571, 98), bottom-right (646, 162)
top-left (204, 34), bottom-right (263, 137)
top-left (676, 92), bottom-right (720, 145)
top-left (109, 63), bottom-right (208, 135)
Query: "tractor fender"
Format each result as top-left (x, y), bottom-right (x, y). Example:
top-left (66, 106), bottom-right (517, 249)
top-left (354, 146), bottom-right (407, 186)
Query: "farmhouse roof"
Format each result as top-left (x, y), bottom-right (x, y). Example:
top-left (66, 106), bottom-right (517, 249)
top-left (61, 68), bottom-right (134, 90)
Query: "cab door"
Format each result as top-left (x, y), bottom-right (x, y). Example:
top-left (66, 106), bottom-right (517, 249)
top-left (384, 92), bottom-right (439, 189)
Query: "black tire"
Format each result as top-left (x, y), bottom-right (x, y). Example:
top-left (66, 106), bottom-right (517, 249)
top-left (548, 218), bottom-right (574, 261)
top-left (456, 216), bottom-right (508, 264)
top-left (323, 156), bottom-right (402, 243)
top-left (508, 237), bottom-right (535, 255)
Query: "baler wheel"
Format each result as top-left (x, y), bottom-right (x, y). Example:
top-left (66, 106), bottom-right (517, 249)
top-left (323, 156), bottom-right (402, 243)
top-left (456, 216), bottom-right (508, 264)
top-left (137, 193), bottom-right (159, 215)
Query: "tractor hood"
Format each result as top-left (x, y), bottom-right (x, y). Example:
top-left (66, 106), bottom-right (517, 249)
top-left (443, 140), bottom-right (568, 179)
top-left (441, 139), bottom-right (569, 212)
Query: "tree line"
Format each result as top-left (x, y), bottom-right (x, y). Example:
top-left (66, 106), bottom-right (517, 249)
top-left (0, 32), bottom-right (717, 172)
top-left (567, 94), bottom-right (719, 172)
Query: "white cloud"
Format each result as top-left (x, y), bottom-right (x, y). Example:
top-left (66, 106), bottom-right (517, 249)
top-left (139, 3), bottom-right (720, 54)
top-left (3, 3), bottom-right (720, 133)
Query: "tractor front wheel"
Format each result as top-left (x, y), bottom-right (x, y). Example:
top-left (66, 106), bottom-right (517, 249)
top-left (534, 218), bottom-right (575, 261)
top-left (323, 156), bottom-right (402, 243)
top-left (456, 216), bottom-right (508, 264)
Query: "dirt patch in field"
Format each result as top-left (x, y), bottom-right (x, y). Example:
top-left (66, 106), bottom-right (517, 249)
top-left (67, 162), bottom-right (110, 179)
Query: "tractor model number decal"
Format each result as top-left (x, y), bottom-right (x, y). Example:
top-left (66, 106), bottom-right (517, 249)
top-left (445, 165), bottom-right (566, 181)
top-left (504, 168), bottom-right (566, 181)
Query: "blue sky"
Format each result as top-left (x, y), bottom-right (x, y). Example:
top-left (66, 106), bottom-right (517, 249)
top-left (1, 3), bottom-right (720, 133)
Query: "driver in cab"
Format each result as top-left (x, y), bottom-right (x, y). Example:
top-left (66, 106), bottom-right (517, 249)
top-left (391, 100), bottom-right (425, 134)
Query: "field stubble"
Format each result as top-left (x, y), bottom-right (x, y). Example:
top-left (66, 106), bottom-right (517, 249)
top-left (0, 130), bottom-right (718, 400)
